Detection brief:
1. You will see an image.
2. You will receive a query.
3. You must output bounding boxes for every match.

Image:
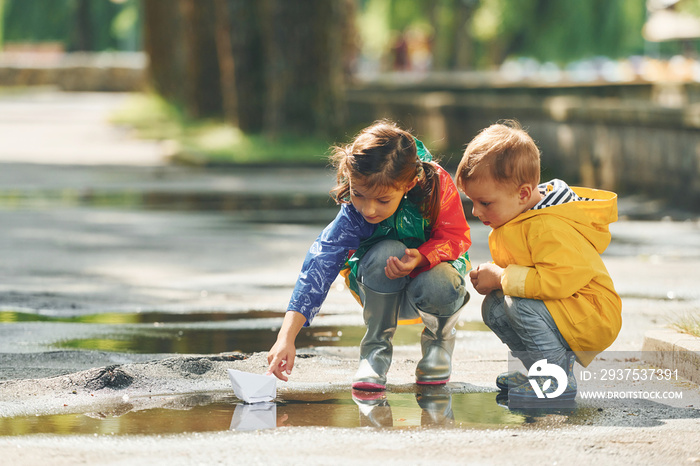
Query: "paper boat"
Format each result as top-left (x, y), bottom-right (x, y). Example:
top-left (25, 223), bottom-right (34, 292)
top-left (227, 369), bottom-right (277, 404)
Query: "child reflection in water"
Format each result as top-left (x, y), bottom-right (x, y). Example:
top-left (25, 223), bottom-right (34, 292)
top-left (267, 391), bottom-right (455, 429)
top-left (352, 390), bottom-right (455, 428)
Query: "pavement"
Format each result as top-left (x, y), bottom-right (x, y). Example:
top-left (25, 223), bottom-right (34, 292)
top-left (0, 89), bottom-right (699, 465)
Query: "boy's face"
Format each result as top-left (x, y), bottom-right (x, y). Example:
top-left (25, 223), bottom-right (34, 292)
top-left (461, 176), bottom-right (528, 229)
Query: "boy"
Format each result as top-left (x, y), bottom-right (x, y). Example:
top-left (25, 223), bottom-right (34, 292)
top-left (455, 121), bottom-right (621, 404)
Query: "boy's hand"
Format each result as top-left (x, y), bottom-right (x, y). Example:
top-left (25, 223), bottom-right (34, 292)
top-left (267, 339), bottom-right (296, 382)
top-left (385, 248), bottom-right (427, 279)
top-left (469, 263), bottom-right (504, 295)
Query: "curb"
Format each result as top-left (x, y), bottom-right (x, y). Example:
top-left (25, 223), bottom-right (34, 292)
top-left (642, 328), bottom-right (700, 385)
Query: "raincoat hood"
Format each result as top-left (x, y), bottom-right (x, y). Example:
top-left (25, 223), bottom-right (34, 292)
top-left (511, 186), bottom-right (618, 254)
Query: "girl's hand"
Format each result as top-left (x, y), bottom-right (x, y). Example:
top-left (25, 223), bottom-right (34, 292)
top-left (267, 338), bottom-right (296, 382)
top-left (385, 248), bottom-right (427, 279)
top-left (469, 263), bottom-right (504, 295)
top-left (266, 311), bottom-right (306, 381)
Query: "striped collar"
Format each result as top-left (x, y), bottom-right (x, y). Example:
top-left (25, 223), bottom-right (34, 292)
top-left (532, 179), bottom-right (592, 210)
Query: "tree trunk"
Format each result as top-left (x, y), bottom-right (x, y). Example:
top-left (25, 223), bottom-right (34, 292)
top-left (431, 0), bottom-right (478, 71)
top-left (453, 0), bottom-right (477, 70)
top-left (260, 0), bottom-right (345, 137)
top-left (181, 0), bottom-right (223, 119)
top-left (143, 0), bottom-right (347, 137)
top-left (142, 0), bottom-right (185, 103)
top-left (71, 0), bottom-right (94, 51)
top-left (213, 0), bottom-right (238, 127)
top-left (215, 0), bottom-right (266, 132)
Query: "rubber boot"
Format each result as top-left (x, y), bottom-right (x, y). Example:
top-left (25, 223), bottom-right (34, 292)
top-left (508, 352), bottom-right (578, 408)
top-left (351, 283), bottom-right (401, 391)
top-left (415, 308), bottom-right (461, 385)
top-left (496, 371), bottom-right (529, 391)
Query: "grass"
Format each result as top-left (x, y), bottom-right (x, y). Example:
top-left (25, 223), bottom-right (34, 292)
top-left (669, 312), bottom-right (700, 338)
top-left (109, 93), bottom-right (332, 166)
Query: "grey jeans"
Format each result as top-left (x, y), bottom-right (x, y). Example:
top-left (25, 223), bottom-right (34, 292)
top-left (481, 290), bottom-right (571, 369)
top-left (356, 240), bottom-right (467, 319)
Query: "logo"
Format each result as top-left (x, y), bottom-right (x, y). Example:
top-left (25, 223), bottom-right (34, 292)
top-left (528, 359), bottom-right (568, 399)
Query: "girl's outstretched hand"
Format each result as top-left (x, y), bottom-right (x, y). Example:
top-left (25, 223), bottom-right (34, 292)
top-left (385, 248), bottom-right (427, 279)
top-left (266, 311), bottom-right (306, 381)
top-left (267, 338), bottom-right (296, 382)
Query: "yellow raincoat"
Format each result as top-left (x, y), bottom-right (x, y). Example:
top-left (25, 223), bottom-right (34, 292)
top-left (489, 186), bottom-right (622, 367)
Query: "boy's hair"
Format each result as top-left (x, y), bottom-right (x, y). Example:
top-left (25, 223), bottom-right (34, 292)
top-left (330, 119), bottom-right (441, 224)
top-left (456, 120), bottom-right (540, 191)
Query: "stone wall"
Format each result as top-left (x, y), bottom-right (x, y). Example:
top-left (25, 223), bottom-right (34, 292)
top-left (346, 79), bottom-right (700, 209)
top-left (0, 52), bottom-right (146, 92)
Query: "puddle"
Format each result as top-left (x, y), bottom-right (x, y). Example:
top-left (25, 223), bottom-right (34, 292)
top-left (0, 310), bottom-right (287, 325)
top-left (0, 189), bottom-right (335, 213)
top-left (53, 325), bottom-right (372, 354)
top-left (0, 310), bottom-right (488, 354)
top-left (0, 391), bottom-right (535, 436)
top-left (54, 323), bottom-right (487, 354)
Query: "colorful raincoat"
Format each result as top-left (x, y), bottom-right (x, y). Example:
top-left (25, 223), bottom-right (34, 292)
top-left (288, 141), bottom-right (472, 326)
top-left (490, 179), bottom-right (622, 367)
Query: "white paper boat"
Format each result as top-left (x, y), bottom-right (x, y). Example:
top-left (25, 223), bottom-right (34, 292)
top-left (227, 369), bottom-right (277, 403)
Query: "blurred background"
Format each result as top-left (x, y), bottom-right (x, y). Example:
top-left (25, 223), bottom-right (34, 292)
top-left (0, 0), bottom-right (699, 208)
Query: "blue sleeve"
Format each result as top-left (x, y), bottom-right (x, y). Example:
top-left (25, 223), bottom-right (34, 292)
top-left (288, 204), bottom-right (374, 326)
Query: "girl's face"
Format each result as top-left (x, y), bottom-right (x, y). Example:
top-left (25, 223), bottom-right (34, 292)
top-left (349, 179), bottom-right (412, 224)
top-left (461, 176), bottom-right (529, 229)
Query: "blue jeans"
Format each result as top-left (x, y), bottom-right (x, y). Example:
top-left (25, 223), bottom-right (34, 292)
top-left (481, 290), bottom-right (571, 369)
top-left (357, 240), bottom-right (467, 319)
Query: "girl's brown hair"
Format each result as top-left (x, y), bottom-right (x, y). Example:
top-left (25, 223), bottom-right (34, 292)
top-left (330, 120), bottom-right (441, 225)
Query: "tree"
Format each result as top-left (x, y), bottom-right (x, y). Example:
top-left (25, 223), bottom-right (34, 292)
top-left (142, 0), bottom-right (185, 104)
top-left (70, 0), bottom-right (94, 51)
top-left (214, 0), bottom-right (266, 131)
top-left (430, 0), bottom-right (479, 70)
top-left (142, 0), bottom-right (348, 137)
top-left (216, 0), bottom-right (348, 136)
top-left (257, 0), bottom-right (346, 137)
top-left (181, 0), bottom-right (223, 119)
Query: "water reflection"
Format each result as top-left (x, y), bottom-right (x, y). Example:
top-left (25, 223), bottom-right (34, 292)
top-left (0, 311), bottom-right (489, 354)
top-left (2, 388), bottom-right (691, 436)
top-left (0, 189), bottom-right (335, 213)
top-left (0, 391), bottom-right (526, 436)
top-left (0, 310), bottom-right (287, 324)
top-left (54, 325), bottom-right (409, 354)
top-left (230, 402), bottom-right (277, 431)
top-left (351, 389), bottom-right (456, 428)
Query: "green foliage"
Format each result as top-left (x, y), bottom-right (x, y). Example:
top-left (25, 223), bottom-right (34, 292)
top-left (0, 0), bottom-right (4, 49)
top-left (1, 0), bottom-right (141, 51)
top-left (2, 0), bottom-right (73, 44)
top-left (387, 0), bottom-right (432, 32)
top-left (111, 0), bottom-right (142, 50)
top-left (357, 0), bottom-right (392, 59)
top-left (509, 0), bottom-right (647, 63)
top-left (110, 93), bottom-right (332, 166)
top-left (469, 0), bottom-right (648, 65)
top-left (357, 0), bottom-right (434, 61)
top-left (357, 0), bottom-right (650, 69)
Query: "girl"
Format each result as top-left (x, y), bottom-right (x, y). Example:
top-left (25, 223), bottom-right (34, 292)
top-left (267, 120), bottom-right (472, 391)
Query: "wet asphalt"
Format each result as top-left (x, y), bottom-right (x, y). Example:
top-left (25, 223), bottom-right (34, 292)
top-left (0, 89), bottom-right (698, 465)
